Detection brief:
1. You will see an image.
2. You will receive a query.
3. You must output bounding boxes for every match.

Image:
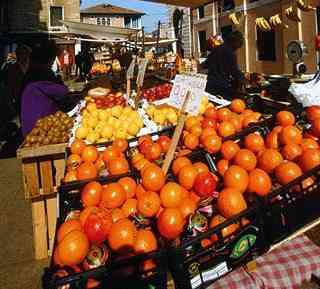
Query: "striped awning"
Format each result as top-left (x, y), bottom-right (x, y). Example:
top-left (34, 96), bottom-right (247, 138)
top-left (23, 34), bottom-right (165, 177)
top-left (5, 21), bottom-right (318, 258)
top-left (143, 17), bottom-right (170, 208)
top-left (139, 0), bottom-right (213, 8)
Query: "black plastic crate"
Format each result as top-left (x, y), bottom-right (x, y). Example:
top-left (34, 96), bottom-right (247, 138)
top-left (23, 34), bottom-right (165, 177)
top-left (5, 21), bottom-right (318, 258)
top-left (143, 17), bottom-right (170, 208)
top-left (44, 174), bottom-right (168, 289)
top-left (168, 204), bottom-right (268, 289)
top-left (264, 164), bottom-right (320, 245)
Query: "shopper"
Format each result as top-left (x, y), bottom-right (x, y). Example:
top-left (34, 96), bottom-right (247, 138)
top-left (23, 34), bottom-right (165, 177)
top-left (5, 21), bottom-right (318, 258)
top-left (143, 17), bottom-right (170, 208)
top-left (60, 49), bottom-right (73, 81)
top-left (21, 41), bottom-right (75, 136)
top-left (204, 31), bottom-right (245, 100)
top-left (75, 51), bottom-right (83, 78)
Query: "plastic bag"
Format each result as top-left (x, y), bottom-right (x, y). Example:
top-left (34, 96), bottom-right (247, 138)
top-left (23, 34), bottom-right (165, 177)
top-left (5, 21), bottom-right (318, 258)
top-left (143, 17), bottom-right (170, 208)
top-left (289, 72), bottom-right (320, 107)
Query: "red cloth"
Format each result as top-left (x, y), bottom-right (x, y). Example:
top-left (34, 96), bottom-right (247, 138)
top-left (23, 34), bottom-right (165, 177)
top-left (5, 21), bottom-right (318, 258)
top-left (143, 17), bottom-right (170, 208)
top-left (210, 235), bottom-right (320, 289)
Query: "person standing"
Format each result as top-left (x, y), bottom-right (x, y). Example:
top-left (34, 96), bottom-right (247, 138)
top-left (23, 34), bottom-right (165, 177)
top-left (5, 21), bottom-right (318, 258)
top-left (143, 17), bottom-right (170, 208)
top-left (75, 51), bottom-right (83, 78)
top-left (59, 49), bottom-right (73, 81)
top-left (204, 31), bottom-right (245, 100)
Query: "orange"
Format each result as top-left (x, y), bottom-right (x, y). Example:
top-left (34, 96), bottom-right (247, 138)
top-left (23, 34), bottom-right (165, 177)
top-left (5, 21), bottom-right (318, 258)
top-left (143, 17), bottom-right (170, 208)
top-left (193, 162), bottom-right (209, 174)
top-left (234, 149), bottom-right (257, 171)
top-left (178, 164), bottom-right (198, 190)
top-left (185, 116), bottom-right (200, 132)
top-left (223, 165), bottom-right (249, 193)
top-left (57, 220), bottom-right (83, 243)
top-left (118, 177), bottom-right (137, 199)
top-left (275, 161), bottom-right (302, 185)
top-left (204, 107), bottom-right (218, 119)
top-left (312, 118), bottom-right (320, 137)
top-left (281, 143), bottom-right (302, 161)
top-left (218, 121), bottom-right (236, 138)
top-left (111, 208), bottom-right (126, 223)
top-left (217, 188), bottom-right (247, 218)
top-left (279, 126), bottom-right (303, 145)
top-left (67, 154), bottom-right (82, 171)
top-left (210, 215), bottom-right (239, 242)
top-left (217, 108), bottom-right (232, 122)
top-left (221, 141), bottom-right (240, 160)
top-left (178, 198), bottom-right (197, 218)
top-left (121, 198), bottom-right (138, 217)
top-left (299, 149), bottom-right (320, 172)
top-left (81, 146), bottom-right (99, 163)
top-left (157, 208), bottom-right (184, 240)
top-left (107, 157), bottom-right (129, 175)
top-left (137, 191), bottom-right (161, 217)
top-left (230, 99), bottom-right (246, 114)
top-left (101, 183), bottom-right (126, 209)
top-left (70, 140), bottom-right (86, 155)
top-left (142, 164), bottom-right (165, 191)
top-left (244, 133), bottom-right (265, 153)
top-left (217, 159), bottom-right (229, 176)
top-left (102, 147), bottom-right (122, 163)
top-left (144, 143), bottom-right (162, 161)
top-left (134, 229), bottom-right (158, 254)
top-left (202, 134), bottom-right (222, 154)
top-left (300, 138), bottom-right (319, 151)
top-left (276, 111), bottom-right (295, 126)
top-left (248, 168), bottom-right (272, 196)
top-left (112, 139), bottom-right (128, 153)
top-left (184, 133), bottom-right (199, 150)
top-left (81, 181), bottom-right (102, 207)
top-left (57, 230), bottom-right (89, 266)
top-left (77, 162), bottom-right (98, 180)
top-left (160, 182), bottom-right (183, 208)
top-left (172, 157), bottom-right (192, 176)
top-left (258, 149), bottom-right (283, 173)
top-left (108, 219), bottom-right (137, 252)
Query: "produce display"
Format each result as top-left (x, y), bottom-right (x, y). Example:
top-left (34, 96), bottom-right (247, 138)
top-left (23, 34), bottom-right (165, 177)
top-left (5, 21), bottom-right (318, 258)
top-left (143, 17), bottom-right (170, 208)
top-left (142, 83), bottom-right (173, 102)
top-left (85, 91), bottom-right (126, 109)
top-left (23, 111), bottom-right (73, 147)
top-left (90, 63), bottom-right (111, 75)
top-left (75, 103), bottom-right (144, 143)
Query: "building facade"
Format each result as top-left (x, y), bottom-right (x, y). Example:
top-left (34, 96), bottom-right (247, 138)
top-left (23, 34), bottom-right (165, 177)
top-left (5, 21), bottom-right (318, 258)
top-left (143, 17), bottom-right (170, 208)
top-left (81, 4), bottom-right (144, 29)
top-left (191, 0), bottom-right (319, 74)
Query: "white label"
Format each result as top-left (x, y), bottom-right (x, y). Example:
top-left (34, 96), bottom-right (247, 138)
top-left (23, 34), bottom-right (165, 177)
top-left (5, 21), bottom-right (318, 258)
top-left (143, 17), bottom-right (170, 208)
top-left (190, 275), bottom-right (202, 289)
top-left (202, 262), bottom-right (229, 283)
top-left (127, 56), bottom-right (136, 79)
top-left (136, 58), bottom-right (149, 87)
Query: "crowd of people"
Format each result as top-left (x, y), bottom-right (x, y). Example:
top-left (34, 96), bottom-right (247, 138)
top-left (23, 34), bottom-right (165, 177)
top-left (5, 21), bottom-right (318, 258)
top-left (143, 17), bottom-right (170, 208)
top-left (0, 40), bottom-right (92, 149)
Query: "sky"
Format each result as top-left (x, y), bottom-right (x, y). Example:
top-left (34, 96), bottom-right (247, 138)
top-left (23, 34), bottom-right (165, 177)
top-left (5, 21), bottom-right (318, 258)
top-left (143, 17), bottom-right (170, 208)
top-left (81, 0), bottom-right (168, 32)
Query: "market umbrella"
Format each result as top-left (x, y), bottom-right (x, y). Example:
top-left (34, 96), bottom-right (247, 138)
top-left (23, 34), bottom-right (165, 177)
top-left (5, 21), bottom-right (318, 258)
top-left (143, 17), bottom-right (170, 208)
top-left (139, 0), bottom-right (213, 8)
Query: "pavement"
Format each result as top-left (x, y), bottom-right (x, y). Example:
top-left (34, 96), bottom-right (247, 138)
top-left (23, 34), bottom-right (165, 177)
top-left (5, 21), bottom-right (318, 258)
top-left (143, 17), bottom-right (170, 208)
top-left (0, 157), bottom-right (48, 289)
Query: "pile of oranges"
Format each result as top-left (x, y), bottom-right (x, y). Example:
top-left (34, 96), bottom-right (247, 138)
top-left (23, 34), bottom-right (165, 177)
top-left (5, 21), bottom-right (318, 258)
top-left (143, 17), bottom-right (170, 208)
top-left (56, 102), bottom-right (320, 285)
top-left (182, 99), bottom-right (262, 153)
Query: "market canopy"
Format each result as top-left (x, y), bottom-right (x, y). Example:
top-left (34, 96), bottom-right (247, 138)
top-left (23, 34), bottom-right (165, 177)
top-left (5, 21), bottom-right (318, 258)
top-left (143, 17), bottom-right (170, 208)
top-left (62, 21), bottom-right (139, 41)
top-left (138, 0), bottom-right (212, 8)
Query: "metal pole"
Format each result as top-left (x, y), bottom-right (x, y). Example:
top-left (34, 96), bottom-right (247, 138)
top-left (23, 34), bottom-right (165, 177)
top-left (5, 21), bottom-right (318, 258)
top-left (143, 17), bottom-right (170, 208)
top-left (142, 26), bottom-right (145, 57)
top-left (156, 20), bottom-right (161, 56)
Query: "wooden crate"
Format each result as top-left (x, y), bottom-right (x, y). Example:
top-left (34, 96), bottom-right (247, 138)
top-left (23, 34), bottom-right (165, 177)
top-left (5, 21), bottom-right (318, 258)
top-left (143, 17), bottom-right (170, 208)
top-left (17, 143), bottom-right (67, 259)
top-left (17, 143), bottom-right (67, 199)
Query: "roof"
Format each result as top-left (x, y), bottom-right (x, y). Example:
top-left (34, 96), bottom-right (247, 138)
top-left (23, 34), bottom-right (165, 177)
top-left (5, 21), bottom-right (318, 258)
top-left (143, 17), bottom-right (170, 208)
top-left (138, 0), bottom-right (212, 8)
top-left (81, 3), bottom-right (145, 16)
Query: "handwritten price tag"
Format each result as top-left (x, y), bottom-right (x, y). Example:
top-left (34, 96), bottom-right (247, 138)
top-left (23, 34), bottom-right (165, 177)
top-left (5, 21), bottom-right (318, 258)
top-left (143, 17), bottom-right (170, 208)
top-left (126, 56), bottom-right (136, 80)
top-left (136, 58), bottom-right (149, 88)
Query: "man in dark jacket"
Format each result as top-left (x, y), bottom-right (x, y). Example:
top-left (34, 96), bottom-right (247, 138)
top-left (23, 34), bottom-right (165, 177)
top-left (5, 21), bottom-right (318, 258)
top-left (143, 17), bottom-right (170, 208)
top-left (204, 31), bottom-right (245, 100)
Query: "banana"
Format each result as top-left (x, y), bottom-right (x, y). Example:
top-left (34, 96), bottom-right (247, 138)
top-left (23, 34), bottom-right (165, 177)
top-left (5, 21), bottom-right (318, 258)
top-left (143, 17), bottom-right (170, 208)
top-left (285, 6), bottom-right (301, 22)
top-left (229, 12), bottom-right (240, 25)
top-left (256, 17), bottom-right (272, 31)
top-left (296, 0), bottom-right (315, 12)
top-left (269, 14), bottom-right (288, 28)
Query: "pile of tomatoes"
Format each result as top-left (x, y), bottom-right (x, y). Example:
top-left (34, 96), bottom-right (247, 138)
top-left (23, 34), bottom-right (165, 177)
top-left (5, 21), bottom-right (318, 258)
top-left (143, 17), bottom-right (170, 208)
top-left (142, 83), bottom-right (173, 102)
top-left (90, 92), bottom-right (127, 109)
top-left (55, 100), bottom-right (320, 286)
top-left (64, 139), bottom-right (130, 183)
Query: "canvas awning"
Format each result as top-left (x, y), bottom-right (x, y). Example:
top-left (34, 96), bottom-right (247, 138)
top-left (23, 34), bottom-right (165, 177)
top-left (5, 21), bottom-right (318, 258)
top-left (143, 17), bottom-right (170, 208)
top-left (62, 21), bottom-right (139, 41)
top-left (139, 0), bottom-right (212, 8)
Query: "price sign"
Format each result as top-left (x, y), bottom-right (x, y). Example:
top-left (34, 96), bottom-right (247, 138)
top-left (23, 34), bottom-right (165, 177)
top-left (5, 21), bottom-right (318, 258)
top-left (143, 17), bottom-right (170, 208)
top-left (136, 58), bottom-right (149, 88)
top-left (168, 74), bottom-right (205, 115)
top-left (126, 56), bottom-right (136, 80)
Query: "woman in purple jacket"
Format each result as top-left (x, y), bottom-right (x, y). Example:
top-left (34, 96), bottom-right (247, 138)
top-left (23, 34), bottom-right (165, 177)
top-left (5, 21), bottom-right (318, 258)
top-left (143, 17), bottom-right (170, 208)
top-left (21, 41), bottom-right (76, 136)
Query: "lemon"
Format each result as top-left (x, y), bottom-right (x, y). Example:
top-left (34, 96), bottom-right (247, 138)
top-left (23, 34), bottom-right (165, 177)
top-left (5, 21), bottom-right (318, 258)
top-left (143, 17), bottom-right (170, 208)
top-left (75, 126), bottom-right (89, 139)
top-left (86, 131), bottom-right (98, 144)
top-left (115, 128), bottom-right (127, 139)
top-left (199, 103), bottom-right (206, 115)
top-left (101, 125), bottom-right (113, 139)
top-left (87, 102), bottom-right (97, 112)
top-left (111, 105), bottom-right (122, 118)
top-left (113, 119), bottom-right (121, 129)
top-left (91, 110), bottom-right (99, 118)
top-left (98, 110), bottom-right (108, 121)
top-left (87, 117), bottom-right (98, 128)
top-left (154, 112), bottom-right (166, 125)
top-left (128, 123), bottom-right (140, 135)
top-left (167, 109), bottom-right (178, 124)
top-left (98, 138), bottom-right (108, 143)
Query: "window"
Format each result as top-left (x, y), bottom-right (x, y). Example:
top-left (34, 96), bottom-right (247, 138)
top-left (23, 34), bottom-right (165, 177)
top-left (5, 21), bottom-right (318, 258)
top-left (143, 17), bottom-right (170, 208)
top-left (198, 6), bottom-right (205, 19)
top-left (223, 0), bottom-right (235, 11)
top-left (221, 25), bottom-right (233, 41)
top-left (102, 18), bottom-right (106, 25)
top-left (132, 17), bottom-right (139, 28)
top-left (50, 6), bottom-right (63, 27)
top-left (125, 17), bottom-right (131, 28)
top-left (97, 17), bottom-right (101, 25)
top-left (198, 30), bottom-right (207, 56)
top-left (106, 18), bottom-right (111, 26)
top-left (257, 29), bottom-right (276, 61)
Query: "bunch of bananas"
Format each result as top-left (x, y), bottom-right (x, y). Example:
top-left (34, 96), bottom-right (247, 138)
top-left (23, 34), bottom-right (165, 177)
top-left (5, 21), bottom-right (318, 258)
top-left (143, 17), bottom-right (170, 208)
top-left (269, 14), bottom-right (288, 29)
top-left (285, 6), bottom-right (301, 22)
top-left (256, 17), bottom-right (272, 31)
top-left (229, 12), bottom-right (240, 25)
top-left (296, 0), bottom-right (315, 12)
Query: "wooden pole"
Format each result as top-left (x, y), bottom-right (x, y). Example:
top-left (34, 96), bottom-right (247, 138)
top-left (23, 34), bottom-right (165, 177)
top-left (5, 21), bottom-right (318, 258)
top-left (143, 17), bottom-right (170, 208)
top-left (156, 20), bottom-right (161, 56)
top-left (142, 26), bottom-right (145, 57)
top-left (162, 91), bottom-right (191, 175)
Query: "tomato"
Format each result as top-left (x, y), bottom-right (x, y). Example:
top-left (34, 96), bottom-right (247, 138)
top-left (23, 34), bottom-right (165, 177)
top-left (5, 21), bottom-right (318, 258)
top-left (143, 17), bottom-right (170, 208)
top-left (202, 118), bottom-right (217, 129)
top-left (82, 146), bottom-right (99, 163)
top-left (107, 157), bottom-right (129, 175)
top-left (134, 229), bottom-right (158, 254)
top-left (194, 172), bottom-right (217, 198)
top-left (157, 208), bottom-right (184, 240)
top-left (112, 139), bottom-right (128, 153)
top-left (77, 162), bottom-right (98, 180)
top-left (137, 191), bottom-right (161, 217)
top-left (84, 213), bottom-right (108, 244)
top-left (142, 164), bottom-right (165, 191)
top-left (70, 140), bottom-right (86, 155)
top-left (160, 182), bottom-right (184, 208)
top-left (178, 164), bottom-right (198, 190)
top-left (138, 136), bottom-right (153, 154)
top-left (102, 147), bottom-right (122, 164)
top-left (204, 107), bottom-right (218, 120)
top-left (144, 143), bottom-right (162, 161)
top-left (306, 106), bottom-right (320, 122)
top-left (157, 135), bottom-right (171, 153)
top-left (81, 181), bottom-right (102, 207)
